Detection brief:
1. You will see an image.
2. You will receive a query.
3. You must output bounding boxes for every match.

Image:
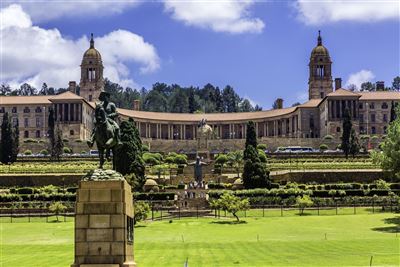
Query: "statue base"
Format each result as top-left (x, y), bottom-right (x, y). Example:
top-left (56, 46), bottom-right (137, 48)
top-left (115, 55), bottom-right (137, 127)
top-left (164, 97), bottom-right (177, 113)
top-left (71, 170), bottom-right (136, 267)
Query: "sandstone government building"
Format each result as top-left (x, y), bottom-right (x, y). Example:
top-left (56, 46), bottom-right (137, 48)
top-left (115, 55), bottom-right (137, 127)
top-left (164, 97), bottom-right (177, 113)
top-left (1, 33), bottom-right (399, 152)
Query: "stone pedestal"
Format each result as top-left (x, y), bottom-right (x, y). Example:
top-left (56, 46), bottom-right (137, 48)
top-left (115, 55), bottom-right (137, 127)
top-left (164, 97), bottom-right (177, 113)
top-left (71, 175), bottom-right (136, 267)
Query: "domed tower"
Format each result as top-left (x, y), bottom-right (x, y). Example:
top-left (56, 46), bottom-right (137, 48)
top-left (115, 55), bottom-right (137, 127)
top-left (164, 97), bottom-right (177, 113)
top-left (79, 33), bottom-right (104, 102)
top-left (308, 31), bottom-right (333, 99)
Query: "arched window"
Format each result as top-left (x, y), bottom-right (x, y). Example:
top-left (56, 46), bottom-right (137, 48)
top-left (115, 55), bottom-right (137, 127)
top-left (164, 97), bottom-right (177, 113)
top-left (381, 102), bottom-right (388, 109)
top-left (36, 130), bottom-right (41, 138)
top-left (371, 126), bottom-right (376, 134)
top-left (70, 130), bottom-right (74, 136)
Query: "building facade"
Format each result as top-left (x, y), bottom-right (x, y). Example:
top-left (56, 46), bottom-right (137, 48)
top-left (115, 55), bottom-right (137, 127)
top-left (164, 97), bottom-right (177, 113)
top-left (1, 33), bottom-right (399, 152)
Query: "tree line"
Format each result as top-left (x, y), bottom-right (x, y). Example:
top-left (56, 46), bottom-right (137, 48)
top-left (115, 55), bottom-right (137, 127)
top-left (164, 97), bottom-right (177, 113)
top-left (0, 79), bottom-right (262, 113)
top-left (104, 79), bottom-right (262, 113)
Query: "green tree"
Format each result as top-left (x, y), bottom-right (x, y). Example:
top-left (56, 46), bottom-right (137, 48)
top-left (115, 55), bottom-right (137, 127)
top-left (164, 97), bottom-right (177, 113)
top-left (210, 192), bottom-right (250, 222)
top-left (134, 201), bottom-right (151, 224)
top-left (349, 129), bottom-right (360, 158)
top-left (48, 107), bottom-right (56, 160)
top-left (188, 88), bottom-right (197, 113)
top-left (115, 118), bottom-right (145, 191)
top-left (360, 81), bottom-right (375, 92)
top-left (49, 202), bottom-right (67, 222)
top-left (11, 118), bottom-right (19, 162)
top-left (390, 101), bottom-right (397, 122)
top-left (245, 121), bottom-right (257, 148)
top-left (392, 76), bottom-right (400, 91)
top-left (242, 121), bottom-right (270, 188)
top-left (341, 108), bottom-right (352, 158)
top-left (378, 105), bottom-right (400, 179)
top-left (143, 90), bottom-right (168, 112)
top-left (215, 154), bottom-right (229, 173)
top-left (296, 195), bottom-right (313, 215)
top-left (0, 113), bottom-right (14, 164)
top-left (54, 124), bottom-right (64, 161)
top-left (239, 99), bottom-right (254, 112)
top-left (227, 150), bottom-right (243, 178)
top-left (222, 85), bottom-right (240, 112)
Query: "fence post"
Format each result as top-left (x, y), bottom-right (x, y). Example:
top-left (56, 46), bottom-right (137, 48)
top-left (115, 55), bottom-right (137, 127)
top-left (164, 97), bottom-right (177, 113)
top-left (353, 202), bottom-right (356, 215)
top-left (28, 211), bottom-right (30, 222)
top-left (151, 204), bottom-right (154, 221)
top-left (11, 208), bottom-right (13, 223)
top-left (214, 208), bottom-right (217, 218)
top-left (335, 202), bottom-right (338, 215)
top-left (161, 208), bottom-right (163, 221)
top-left (281, 205), bottom-right (283, 217)
top-left (317, 205), bottom-right (319, 216)
top-left (196, 205), bottom-right (199, 219)
top-left (262, 205), bottom-right (265, 217)
top-left (178, 206), bottom-right (181, 220)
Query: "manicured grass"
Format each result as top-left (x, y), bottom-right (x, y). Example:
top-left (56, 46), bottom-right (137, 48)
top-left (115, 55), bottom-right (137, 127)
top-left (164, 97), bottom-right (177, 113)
top-left (1, 213), bottom-right (399, 266)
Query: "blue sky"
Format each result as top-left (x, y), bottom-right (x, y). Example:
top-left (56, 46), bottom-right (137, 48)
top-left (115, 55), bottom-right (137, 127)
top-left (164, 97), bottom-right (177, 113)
top-left (1, 1), bottom-right (399, 109)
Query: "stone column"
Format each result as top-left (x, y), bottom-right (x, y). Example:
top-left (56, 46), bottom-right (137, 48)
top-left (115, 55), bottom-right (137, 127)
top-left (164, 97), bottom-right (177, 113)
top-left (183, 125), bottom-right (186, 140)
top-left (180, 125), bottom-right (183, 140)
top-left (71, 174), bottom-right (136, 267)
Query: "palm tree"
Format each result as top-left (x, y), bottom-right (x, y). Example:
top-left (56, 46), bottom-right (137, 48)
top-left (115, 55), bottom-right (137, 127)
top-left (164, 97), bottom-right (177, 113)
top-left (228, 150), bottom-right (243, 178)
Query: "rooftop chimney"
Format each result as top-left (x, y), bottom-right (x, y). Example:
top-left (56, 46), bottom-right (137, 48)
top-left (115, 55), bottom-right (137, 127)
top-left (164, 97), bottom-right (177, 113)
top-left (275, 98), bottom-right (283, 109)
top-left (335, 78), bottom-right (342, 90)
top-left (68, 81), bottom-right (77, 94)
top-left (376, 81), bottom-right (385, 91)
top-left (133, 99), bottom-right (141, 111)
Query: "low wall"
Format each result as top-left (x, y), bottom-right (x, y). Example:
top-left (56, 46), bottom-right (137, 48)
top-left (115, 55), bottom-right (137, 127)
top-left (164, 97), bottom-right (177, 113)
top-left (271, 169), bottom-right (391, 183)
top-left (0, 174), bottom-right (83, 187)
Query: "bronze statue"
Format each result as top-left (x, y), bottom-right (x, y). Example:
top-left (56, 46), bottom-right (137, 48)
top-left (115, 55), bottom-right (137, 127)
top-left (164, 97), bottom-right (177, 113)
top-left (87, 91), bottom-right (121, 169)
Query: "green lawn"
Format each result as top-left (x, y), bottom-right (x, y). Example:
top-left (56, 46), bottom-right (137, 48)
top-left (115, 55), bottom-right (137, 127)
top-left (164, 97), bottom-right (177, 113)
top-left (1, 213), bottom-right (399, 266)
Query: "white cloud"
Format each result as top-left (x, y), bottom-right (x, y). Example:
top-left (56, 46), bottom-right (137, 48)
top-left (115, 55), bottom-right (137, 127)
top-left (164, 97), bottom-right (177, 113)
top-left (4, 0), bottom-right (140, 23)
top-left (0, 4), bottom-right (160, 89)
top-left (345, 70), bottom-right (375, 89)
top-left (163, 0), bottom-right (265, 34)
top-left (294, 0), bottom-right (399, 25)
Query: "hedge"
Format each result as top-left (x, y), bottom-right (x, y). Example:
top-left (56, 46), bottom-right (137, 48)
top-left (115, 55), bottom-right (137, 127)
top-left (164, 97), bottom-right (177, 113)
top-left (134, 192), bottom-right (175, 201)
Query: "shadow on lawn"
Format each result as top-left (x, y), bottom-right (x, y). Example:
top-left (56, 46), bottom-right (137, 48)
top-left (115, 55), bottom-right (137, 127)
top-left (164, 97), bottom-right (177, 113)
top-left (372, 216), bottom-right (400, 233)
top-left (210, 220), bottom-right (247, 225)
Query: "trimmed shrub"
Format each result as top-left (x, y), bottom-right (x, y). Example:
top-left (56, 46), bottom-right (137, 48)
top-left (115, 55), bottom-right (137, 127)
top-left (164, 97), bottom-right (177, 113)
top-left (39, 149), bottom-right (49, 155)
top-left (17, 187), bottom-right (33, 194)
top-left (63, 147), bottom-right (72, 154)
top-left (323, 135), bottom-right (334, 140)
top-left (319, 144), bottom-right (328, 151)
top-left (24, 150), bottom-right (32, 155)
top-left (257, 144), bottom-right (267, 150)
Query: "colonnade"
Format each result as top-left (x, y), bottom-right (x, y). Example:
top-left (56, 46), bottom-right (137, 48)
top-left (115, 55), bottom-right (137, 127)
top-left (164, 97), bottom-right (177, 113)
top-left (135, 114), bottom-right (302, 140)
top-left (54, 103), bottom-right (83, 122)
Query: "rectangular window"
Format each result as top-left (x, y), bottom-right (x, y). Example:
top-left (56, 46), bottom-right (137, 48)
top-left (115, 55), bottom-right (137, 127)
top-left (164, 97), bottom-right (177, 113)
top-left (383, 114), bottom-right (388, 122)
top-left (370, 102), bottom-right (375, 109)
top-left (36, 117), bottom-right (41, 127)
top-left (371, 114), bottom-right (376, 123)
top-left (359, 114), bottom-right (364, 123)
top-left (24, 118), bottom-right (29, 127)
top-left (0, 107), bottom-right (4, 113)
top-left (23, 107), bottom-right (30, 113)
top-left (12, 118), bottom-right (18, 127)
top-left (12, 107), bottom-right (17, 113)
